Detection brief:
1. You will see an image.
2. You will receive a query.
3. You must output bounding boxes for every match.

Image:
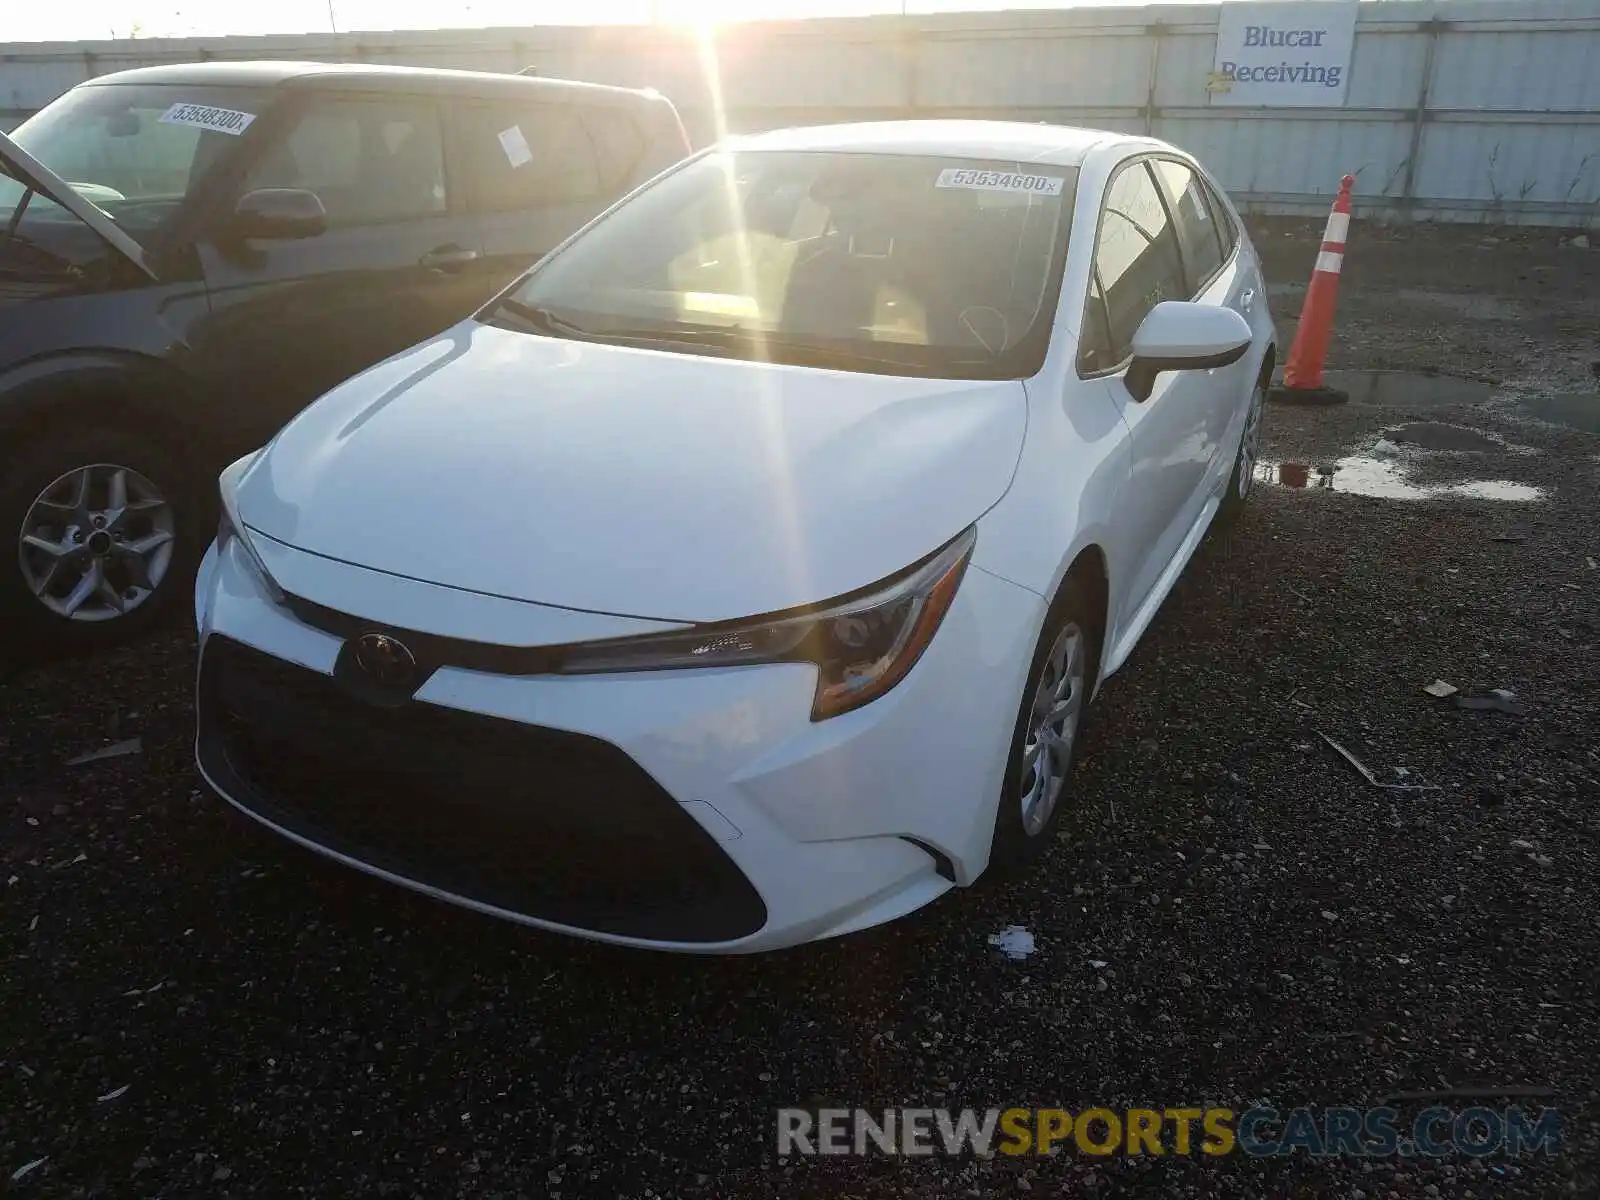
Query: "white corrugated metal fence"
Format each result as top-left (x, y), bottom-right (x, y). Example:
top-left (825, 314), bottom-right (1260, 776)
top-left (3, 0), bottom-right (1598, 225)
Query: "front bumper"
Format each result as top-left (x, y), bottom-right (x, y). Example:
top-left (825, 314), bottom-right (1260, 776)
top-left (193, 537), bottom-right (1044, 953)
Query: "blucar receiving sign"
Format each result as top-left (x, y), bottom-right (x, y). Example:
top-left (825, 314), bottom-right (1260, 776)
top-left (1209, 0), bottom-right (1358, 108)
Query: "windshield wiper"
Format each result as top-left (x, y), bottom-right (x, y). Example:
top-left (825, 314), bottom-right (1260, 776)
top-left (490, 298), bottom-right (593, 337)
top-left (487, 303), bottom-right (968, 375)
top-left (731, 333), bottom-right (943, 375)
top-left (489, 300), bottom-right (742, 356)
top-left (557, 320), bottom-right (930, 371)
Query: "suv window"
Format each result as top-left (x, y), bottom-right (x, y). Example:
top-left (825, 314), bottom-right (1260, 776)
top-left (244, 96), bottom-right (446, 224)
top-left (458, 102), bottom-right (603, 212)
top-left (582, 107), bottom-right (648, 193)
top-left (1081, 159), bottom-right (1186, 371)
top-left (1, 83), bottom-right (268, 250)
top-left (1154, 158), bottom-right (1226, 292)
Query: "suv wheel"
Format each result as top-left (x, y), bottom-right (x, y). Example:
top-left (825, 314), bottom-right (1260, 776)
top-left (1, 427), bottom-right (200, 655)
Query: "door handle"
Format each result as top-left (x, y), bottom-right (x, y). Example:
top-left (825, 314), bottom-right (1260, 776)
top-left (1238, 288), bottom-right (1256, 312)
top-left (419, 245), bottom-right (480, 272)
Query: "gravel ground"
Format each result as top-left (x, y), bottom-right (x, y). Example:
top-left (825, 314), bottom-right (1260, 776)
top-left (3, 224), bottom-right (1597, 1199)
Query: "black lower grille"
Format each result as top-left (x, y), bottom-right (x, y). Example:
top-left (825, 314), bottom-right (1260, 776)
top-left (197, 636), bottom-right (766, 943)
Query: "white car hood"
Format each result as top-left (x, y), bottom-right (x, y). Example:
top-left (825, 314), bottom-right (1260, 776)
top-left (238, 321), bottom-right (1027, 624)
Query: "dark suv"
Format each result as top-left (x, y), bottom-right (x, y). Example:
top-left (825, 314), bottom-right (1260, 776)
top-left (0, 62), bottom-right (690, 654)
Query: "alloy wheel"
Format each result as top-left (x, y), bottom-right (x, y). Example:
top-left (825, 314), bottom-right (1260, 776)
top-left (17, 463), bottom-right (176, 622)
top-left (1017, 620), bottom-right (1087, 836)
top-left (1237, 382), bottom-right (1265, 500)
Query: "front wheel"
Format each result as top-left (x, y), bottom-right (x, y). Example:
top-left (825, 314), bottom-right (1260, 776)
top-left (1220, 377), bottom-right (1266, 520)
top-left (0, 427), bottom-right (202, 657)
top-left (987, 582), bottom-right (1100, 875)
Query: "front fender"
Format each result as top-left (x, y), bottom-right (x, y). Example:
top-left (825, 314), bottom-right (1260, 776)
top-left (970, 374), bottom-right (1131, 614)
top-left (0, 348), bottom-right (221, 458)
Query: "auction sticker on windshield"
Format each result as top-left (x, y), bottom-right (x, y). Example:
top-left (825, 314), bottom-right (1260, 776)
top-left (936, 168), bottom-right (1064, 196)
top-left (158, 103), bottom-right (257, 136)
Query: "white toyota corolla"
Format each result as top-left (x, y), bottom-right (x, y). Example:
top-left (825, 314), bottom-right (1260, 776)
top-left (195, 121), bottom-right (1275, 953)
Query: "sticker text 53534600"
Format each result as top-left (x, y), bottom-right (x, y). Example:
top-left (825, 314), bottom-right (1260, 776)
top-left (158, 103), bottom-right (257, 136)
top-left (936, 168), bottom-right (1065, 196)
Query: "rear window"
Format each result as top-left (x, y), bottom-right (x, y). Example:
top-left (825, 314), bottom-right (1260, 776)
top-left (487, 150), bottom-right (1077, 380)
top-left (457, 102), bottom-right (604, 211)
top-left (582, 107), bottom-right (648, 191)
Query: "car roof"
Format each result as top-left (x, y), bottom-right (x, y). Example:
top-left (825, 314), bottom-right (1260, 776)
top-left (727, 120), bottom-right (1121, 167)
top-left (79, 61), bottom-right (668, 108)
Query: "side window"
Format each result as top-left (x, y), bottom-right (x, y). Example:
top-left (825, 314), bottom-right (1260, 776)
top-left (244, 96), bottom-right (446, 224)
top-left (1154, 159), bottom-right (1225, 292)
top-left (1079, 270), bottom-right (1116, 372)
top-left (1203, 178), bottom-right (1239, 260)
top-left (459, 102), bottom-right (603, 212)
top-left (1083, 160), bottom-right (1186, 369)
top-left (582, 107), bottom-right (648, 193)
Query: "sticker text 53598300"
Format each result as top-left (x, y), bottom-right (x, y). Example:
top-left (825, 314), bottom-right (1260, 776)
top-left (158, 103), bottom-right (257, 136)
top-left (936, 168), bottom-right (1065, 196)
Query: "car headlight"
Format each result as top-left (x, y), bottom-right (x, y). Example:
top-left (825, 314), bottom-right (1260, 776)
top-left (217, 452), bottom-right (286, 606)
top-left (557, 527), bottom-right (975, 721)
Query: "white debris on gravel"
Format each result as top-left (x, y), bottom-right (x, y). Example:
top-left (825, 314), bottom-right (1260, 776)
top-left (65, 738), bottom-right (142, 766)
top-left (10, 1157), bottom-right (48, 1183)
top-left (97, 1085), bottom-right (129, 1102)
top-left (987, 926), bottom-right (1036, 960)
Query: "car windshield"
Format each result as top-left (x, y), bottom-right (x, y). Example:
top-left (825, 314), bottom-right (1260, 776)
top-left (0, 83), bottom-right (269, 255)
top-left (487, 150), bottom-right (1077, 379)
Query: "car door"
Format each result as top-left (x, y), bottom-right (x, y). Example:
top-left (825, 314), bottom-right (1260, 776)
top-left (450, 98), bottom-right (618, 298)
top-left (1152, 157), bottom-right (1258, 495)
top-left (190, 90), bottom-right (487, 453)
top-left (1079, 157), bottom-right (1209, 613)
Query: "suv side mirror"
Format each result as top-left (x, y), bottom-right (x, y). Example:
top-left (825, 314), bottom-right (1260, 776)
top-left (1124, 301), bottom-right (1252, 402)
top-left (233, 188), bottom-right (327, 239)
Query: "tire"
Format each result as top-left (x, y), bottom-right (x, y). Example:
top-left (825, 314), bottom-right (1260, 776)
top-left (987, 579), bottom-right (1102, 876)
top-left (1219, 375), bottom-right (1266, 521)
top-left (0, 425), bottom-right (203, 657)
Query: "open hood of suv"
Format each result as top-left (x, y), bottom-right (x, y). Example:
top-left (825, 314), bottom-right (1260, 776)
top-left (0, 128), bottom-right (158, 281)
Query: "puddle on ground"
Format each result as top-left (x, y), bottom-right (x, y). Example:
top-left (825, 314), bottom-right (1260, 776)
top-left (1260, 422), bottom-right (1546, 501)
top-left (1274, 369), bottom-right (1595, 433)
top-left (1516, 392), bottom-right (1600, 435)
top-left (1394, 289), bottom-right (1523, 321)
top-left (1384, 422), bottom-right (1501, 452)
top-left (1260, 455), bottom-right (1545, 502)
top-left (1308, 371), bottom-right (1497, 408)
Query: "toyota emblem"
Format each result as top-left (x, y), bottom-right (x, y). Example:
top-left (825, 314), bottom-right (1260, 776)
top-left (354, 632), bottom-right (417, 689)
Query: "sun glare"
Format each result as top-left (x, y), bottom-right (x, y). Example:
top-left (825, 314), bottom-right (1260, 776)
top-left (687, 20), bottom-right (813, 610)
top-left (660, 0), bottom-right (761, 27)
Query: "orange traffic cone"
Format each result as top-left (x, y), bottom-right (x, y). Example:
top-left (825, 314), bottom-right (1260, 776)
top-left (1268, 174), bottom-right (1355, 406)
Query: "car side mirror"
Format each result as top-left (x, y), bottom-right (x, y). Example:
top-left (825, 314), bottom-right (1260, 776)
top-left (1124, 301), bottom-right (1253, 402)
top-left (232, 187), bottom-right (327, 239)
